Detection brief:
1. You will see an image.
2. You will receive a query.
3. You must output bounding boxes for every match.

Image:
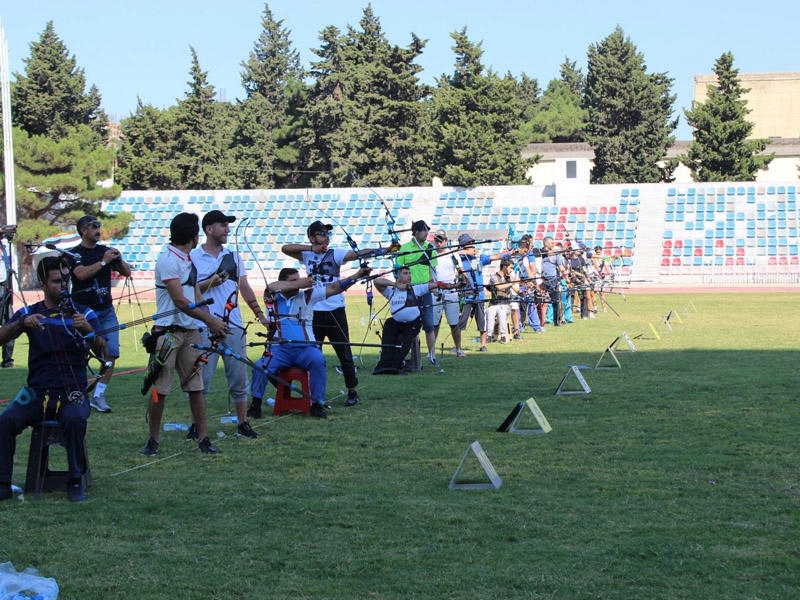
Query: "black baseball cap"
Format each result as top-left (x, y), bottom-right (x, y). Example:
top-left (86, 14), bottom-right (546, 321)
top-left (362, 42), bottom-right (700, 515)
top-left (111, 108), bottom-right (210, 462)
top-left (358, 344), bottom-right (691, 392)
top-left (411, 220), bottom-right (430, 232)
top-left (307, 220), bottom-right (333, 237)
top-left (202, 210), bottom-right (236, 229)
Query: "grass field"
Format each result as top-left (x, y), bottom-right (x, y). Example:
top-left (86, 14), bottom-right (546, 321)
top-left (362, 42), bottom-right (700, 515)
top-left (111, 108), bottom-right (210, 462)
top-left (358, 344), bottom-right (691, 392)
top-left (1, 291), bottom-right (799, 599)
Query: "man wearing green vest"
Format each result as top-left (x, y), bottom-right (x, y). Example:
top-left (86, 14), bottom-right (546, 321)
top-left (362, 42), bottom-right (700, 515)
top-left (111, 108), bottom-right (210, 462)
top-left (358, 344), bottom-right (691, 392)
top-left (395, 220), bottom-right (438, 366)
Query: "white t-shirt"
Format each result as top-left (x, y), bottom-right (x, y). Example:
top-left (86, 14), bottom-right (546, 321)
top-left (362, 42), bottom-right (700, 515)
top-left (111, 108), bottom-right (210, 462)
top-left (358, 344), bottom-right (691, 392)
top-left (380, 283), bottom-right (431, 323)
top-left (154, 245), bottom-right (199, 328)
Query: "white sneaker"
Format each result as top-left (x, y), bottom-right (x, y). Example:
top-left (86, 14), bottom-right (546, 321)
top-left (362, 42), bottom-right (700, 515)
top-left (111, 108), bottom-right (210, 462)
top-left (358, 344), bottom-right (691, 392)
top-left (90, 394), bottom-right (111, 413)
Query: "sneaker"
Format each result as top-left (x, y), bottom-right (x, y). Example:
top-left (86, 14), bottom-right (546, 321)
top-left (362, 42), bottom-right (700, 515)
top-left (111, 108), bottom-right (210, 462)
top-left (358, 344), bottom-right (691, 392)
top-left (198, 436), bottom-right (221, 454)
top-left (140, 437), bottom-right (159, 456)
top-left (345, 390), bottom-right (360, 407)
top-left (246, 398), bottom-right (262, 419)
top-left (68, 482), bottom-right (87, 502)
top-left (455, 349), bottom-right (466, 357)
top-left (1, 361), bottom-right (13, 368)
top-left (90, 394), bottom-right (111, 413)
top-left (0, 483), bottom-right (11, 501)
top-left (479, 346), bottom-right (488, 352)
top-left (185, 423), bottom-right (198, 441)
top-left (429, 356), bottom-right (439, 366)
top-left (513, 333), bottom-right (522, 340)
top-left (236, 421), bottom-right (258, 439)
top-left (310, 403), bottom-right (328, 419)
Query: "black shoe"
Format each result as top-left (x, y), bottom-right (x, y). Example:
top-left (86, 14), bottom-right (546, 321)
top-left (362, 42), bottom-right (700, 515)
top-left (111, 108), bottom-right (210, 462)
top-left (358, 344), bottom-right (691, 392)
top-left (68, 482), bottom-right (87, 502)
top-left (345, 390), bottom-right (359, 407)
top-left (309, 403), bottom-right (328, 419)
top-left (246, 398), bottom-right (262, 419)
top-left (198, 436), bottom-right (220, 454)
top-left (140, 437), bottom-right (159, 456)
top-left (185, 423), bottom-right (198, 441)
top-left (0, 483), bottom-right (11, 501)
top-left (1, 361), bottom-right (14, 368)
top-left (236, 421), bottom-right (258, 439)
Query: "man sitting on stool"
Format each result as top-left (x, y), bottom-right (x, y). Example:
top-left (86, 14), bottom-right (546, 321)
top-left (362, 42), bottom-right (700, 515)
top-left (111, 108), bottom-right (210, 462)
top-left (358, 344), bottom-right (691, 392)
top-left (0, 257), bottom-right (106, 502)
top-left (249, 265), bottom-right (370, 419)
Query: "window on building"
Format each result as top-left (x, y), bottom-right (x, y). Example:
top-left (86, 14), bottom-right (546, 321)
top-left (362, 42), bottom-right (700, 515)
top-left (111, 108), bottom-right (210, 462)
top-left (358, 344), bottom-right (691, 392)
top-left (566, 160), bottom-right (577, 179)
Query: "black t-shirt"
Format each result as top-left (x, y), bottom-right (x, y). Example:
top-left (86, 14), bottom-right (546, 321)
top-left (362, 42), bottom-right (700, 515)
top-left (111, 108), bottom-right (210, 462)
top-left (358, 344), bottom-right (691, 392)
top-left (70, 244), bottom-right (113, 310)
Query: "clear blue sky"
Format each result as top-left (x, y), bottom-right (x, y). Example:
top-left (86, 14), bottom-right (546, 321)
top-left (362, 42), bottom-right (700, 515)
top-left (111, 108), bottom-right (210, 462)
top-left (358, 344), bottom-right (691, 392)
top-left (3, 1), bottom-right (799, 139)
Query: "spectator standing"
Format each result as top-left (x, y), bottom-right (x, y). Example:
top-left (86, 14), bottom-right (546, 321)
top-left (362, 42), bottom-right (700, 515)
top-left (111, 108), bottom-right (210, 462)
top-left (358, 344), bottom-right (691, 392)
top-left (395, 220), bottom-right (438, 366)
top-left (430, 230), bottom-right (466, 358)
top-left (190, 210), bottom-right (269, 438)
top-left (70, 216), bottom-right (132, 412)
top-left (456, 233), bottom-right (513, 352)
top-left (139, 213), bottom-right (228, 457)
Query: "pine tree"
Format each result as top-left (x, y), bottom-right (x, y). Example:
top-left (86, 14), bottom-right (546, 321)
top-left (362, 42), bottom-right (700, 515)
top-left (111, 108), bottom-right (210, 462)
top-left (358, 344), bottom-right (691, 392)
top-left (8, 22), bottom-right (123, 245)
top-left (303, 7), bottom-right (429, 188)
top-left (173, 47), bottom-right (227, 189)
top-left (681, 52), bottom-right (773, 182)
top-left (427, 28), bottom-right (533, 186)
top-left (117, 101), bottom-right (184, 190)
top-left (12, 21), bottom-right (107, 140)
top-left (584, 27), bottom-right (678, 183)
top-left (237, 3), bottom-right (308, 188)
top-left (523, 58), bottom-right (587, 143)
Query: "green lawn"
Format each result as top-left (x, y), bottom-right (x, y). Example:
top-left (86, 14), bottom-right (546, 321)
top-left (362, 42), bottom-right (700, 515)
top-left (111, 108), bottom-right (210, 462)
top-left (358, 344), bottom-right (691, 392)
top-left (1, 292), bottom-right (798, 599)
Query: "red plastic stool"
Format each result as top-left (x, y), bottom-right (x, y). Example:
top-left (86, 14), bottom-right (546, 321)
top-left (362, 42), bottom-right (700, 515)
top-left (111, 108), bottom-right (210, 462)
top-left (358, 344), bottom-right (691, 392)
top-left (273, 367), bottom-right (311, 415)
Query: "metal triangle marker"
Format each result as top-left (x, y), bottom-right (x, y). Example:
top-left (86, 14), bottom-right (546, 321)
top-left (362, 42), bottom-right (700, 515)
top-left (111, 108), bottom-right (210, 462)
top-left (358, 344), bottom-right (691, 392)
top-left (449, 441), bottom-right (502, 490)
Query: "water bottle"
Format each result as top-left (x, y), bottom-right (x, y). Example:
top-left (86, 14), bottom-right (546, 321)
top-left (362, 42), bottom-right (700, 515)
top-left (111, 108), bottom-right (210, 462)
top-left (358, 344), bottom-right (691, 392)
top-left (163, 423), bottom-right (189, 432)
top-left (220, 415), bottom-right (238, 424)
top-left (266, 397), bottom-right (275, 406)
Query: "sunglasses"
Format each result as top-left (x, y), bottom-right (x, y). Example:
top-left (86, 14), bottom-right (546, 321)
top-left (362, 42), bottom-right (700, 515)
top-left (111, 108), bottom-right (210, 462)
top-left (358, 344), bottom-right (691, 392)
top-left (313, 231), bottom-right (330, 238)
top-left (88, 222), bottom-right (102, 229)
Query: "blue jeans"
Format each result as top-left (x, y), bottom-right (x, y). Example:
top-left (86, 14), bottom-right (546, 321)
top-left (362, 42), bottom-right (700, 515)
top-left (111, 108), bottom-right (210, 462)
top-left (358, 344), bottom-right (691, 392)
top-left (251, 344), bottom-right (327, 405)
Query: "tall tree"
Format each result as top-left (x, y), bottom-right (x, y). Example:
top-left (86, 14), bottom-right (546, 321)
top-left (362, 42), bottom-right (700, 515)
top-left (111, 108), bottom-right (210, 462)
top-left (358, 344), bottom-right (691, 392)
top-left (681, 52), bottom-right (773, 182)
top-left (237, 3), bottom-right (308, 188)
top-left (522, 58), bottom-right (587, 143)
top-left (117, 100), bottom-right (183, 190)
top-left (584, 27), bottom-right (678, 183)
top-left (173, 47), bottom-right (227, 189)
top-left (8, 22), bottom-right (124, 245)
top-left (427, 28), bottom-right (533, 186)
top-left (12, 21), bottom-right (107, 140)
top-left (303, 6), bottom-right (430, 187)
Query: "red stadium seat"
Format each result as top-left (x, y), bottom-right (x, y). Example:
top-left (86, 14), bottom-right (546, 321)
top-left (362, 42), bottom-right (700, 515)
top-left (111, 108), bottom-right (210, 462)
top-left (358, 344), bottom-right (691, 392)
top-left (663, 240), bottom-right (672, 249)
top-left (674, 240), bottom-right (683, 249)
top-left (599, 206), bottom-right (608, 214)
top-left (735, 247), bottom-right (745, 256)
top-left (725, 257), bottom-right (734, 266)
top-left (768, 257), bottom-right (777, 266)
top-left (694, 248), bottom-right (703, 256)
top-left (671, 258), bottom-right (681, 266)
top-left (661, 258), bottom-right (670, 266)
top-left (609, 206), bottom-right (617, 214)
top-left (715, 239), bottom-right (724, 247)
top-left (662, 248), bottom-right (671, 257)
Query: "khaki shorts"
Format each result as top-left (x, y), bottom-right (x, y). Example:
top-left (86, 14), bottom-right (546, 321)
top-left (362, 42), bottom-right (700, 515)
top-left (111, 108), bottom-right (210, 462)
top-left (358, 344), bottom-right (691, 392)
top-left (432, 291), bottom-right (461, 327)
top-left (153, 328), bottom-right (205, 395)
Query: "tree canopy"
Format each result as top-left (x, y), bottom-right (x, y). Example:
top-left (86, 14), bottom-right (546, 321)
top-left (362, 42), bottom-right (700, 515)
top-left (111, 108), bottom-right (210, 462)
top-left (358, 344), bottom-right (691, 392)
top-left (584, 27), bottom-right (678, 184)
top-left (681, 52), bottom-right (773, 182)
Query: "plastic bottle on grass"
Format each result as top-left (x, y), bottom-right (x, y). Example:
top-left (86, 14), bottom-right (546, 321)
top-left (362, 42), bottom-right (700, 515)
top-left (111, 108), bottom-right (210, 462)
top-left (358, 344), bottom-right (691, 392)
top-left (220, 415), bottom-right (238, 424)
top-left (163, 423), bottom-right (189, 432)
top-left (0, 561), bottom-right (59, 600)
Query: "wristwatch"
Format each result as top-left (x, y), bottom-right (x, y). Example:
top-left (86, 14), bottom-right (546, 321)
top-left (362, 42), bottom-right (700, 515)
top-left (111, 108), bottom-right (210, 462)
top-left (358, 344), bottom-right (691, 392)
top-left (100, 260), bottom-right (107, 267)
